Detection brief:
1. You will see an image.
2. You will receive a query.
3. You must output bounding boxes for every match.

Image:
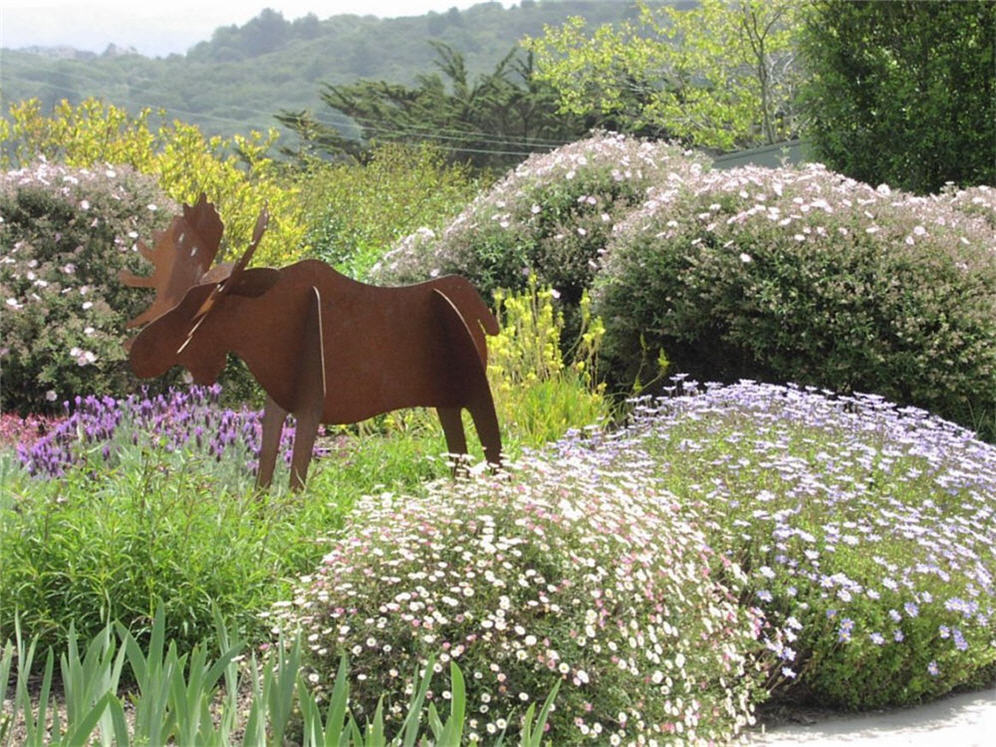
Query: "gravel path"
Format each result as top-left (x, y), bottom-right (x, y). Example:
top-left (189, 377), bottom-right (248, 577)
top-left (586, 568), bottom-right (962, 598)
top-left (749, 682), bottom-right (996, 746)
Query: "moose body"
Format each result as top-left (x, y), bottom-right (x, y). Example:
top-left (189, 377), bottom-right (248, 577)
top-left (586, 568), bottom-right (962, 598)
top-left (123, 198), bottom-right (501, 489)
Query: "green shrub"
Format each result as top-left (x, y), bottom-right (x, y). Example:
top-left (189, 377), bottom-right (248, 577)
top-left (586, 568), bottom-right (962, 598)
top-left (620, 379), bottom-right (996, 709)
top-left (372, 132), bottom-right (709, 309)
top-left (267, 452), bottom-right (769, 744)
top-left (296, 143), bottom-right (481, 281)
top-left (595, 163), bottom-right (996, 439)
top-left (798, 0), bottom-right (995, 194)
top-left (0, 161), bottom-right (177, 414)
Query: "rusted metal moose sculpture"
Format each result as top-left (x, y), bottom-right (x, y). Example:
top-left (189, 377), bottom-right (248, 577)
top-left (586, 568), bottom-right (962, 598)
top-left (121, 195), bottom-right (502, 490)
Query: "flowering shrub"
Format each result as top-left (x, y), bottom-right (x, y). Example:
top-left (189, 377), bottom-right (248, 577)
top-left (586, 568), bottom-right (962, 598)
top-left (372, 132), bottom-right (709, 309)
top-left (267, 453), bottom-right (769, 744)
top-left (595, 164), bottom-right (996, 439)
top-left (1, 161), bottom-right (177, 414)
top-left (944, 183), bottom-right (996, 230)
top-left (487, 277), bottom-right (609, 447)
top-left (16, 385), bottom-right (316, 481)
top-left (3, 98), bottom-right (307, 266)
top-left (612, 378), bottom-right (996, 709)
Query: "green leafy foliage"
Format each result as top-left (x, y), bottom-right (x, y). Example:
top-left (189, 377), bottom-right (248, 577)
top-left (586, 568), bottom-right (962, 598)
top-left (798, 0), bottom-right (996, 194)
top-left (595, 165), bottom-right (996, 440)
top-left (280, 44), bottom-right (588, 170)
top-left (488, 278), bottom-right (609, 446)
top-left (294, 143), bottom-right (480, 280)
top-left (526, 0), bottom-right (803, 150)
top-left (2, 98), bottom-right (307, 267)
top-left (0, 161), bottom-right (177, 414)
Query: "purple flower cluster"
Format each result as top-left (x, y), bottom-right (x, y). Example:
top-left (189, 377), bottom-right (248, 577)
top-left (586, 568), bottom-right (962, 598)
top-left (549, 377), bottom-right (996, 706)
top-left (15, 385), bottom-right (321, 478)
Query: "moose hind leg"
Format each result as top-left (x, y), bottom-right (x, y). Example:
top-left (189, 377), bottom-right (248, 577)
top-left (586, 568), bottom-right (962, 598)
top-left (258, 395), bottom-right (287, 489)
top-left (437, 406), bottom-right (469, 473)
top-left (469, 392), bottom-right (502, 469)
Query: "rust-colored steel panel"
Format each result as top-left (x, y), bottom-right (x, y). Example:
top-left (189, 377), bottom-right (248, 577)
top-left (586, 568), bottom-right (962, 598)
top-left (121, 195), bottom-right (502, 489)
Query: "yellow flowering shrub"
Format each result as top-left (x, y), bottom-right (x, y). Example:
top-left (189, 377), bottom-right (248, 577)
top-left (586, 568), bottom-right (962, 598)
top-left (487, 277), bottom-right (608, 445)
top-left (3, 98), bottom-right (306, 266)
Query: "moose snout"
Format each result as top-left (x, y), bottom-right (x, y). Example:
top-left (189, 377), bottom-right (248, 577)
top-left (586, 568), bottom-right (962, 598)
top-left (127, 326), bottom-right (175, 378)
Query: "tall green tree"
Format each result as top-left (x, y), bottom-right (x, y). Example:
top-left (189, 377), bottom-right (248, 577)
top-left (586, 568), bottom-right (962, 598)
top-left (278, 43), bottom-right (590, 169)
top-left (525, 0), bottom-right (802, 151)
top-left (798, 0), bottom-right (996, 194)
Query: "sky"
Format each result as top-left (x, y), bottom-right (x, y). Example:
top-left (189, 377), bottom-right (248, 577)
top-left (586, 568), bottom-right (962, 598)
top-left (0, 1), bottom-right (515, 57)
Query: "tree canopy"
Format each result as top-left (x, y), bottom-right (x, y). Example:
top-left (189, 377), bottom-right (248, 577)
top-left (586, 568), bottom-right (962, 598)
top-left (798, 0), bottom-right (996, 194)
top-left (526, 0), bottom-right (802, 151)
top-left (277, 43), bottom-right (592, 169)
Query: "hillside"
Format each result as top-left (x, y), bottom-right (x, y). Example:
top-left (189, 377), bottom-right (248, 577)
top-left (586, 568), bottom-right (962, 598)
top-left (0, 1), bottom-right (652, 141)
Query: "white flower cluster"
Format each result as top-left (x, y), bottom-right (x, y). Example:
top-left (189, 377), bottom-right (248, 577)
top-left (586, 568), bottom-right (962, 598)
top-left (268, 445), bottom-right (767, 743)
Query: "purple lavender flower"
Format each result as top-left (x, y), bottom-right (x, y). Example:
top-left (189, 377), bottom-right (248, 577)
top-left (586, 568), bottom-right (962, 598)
top-left (16, 385), bottom-right (324, 478)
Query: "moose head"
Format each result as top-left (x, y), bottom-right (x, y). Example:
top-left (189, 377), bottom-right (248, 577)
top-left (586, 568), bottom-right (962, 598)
top-left (121, 195), bottom-right (502, 490)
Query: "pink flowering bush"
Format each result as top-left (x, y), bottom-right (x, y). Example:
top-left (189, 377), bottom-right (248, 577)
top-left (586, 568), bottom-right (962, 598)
top-left (267, 453), bottom-right (770, 744)
top-left (595, 164), bottom-right (996, 439)
top-left (372, 132), bottom-right (709, 310)
top-left (944, 184), bottom-right (996, 230)
top-left (0, 160), bottom-right (176, 414)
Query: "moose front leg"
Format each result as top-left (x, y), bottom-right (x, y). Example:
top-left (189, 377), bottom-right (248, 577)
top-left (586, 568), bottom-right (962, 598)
top-left (287, 285), bottom-right (327, 492)
top-left (258, 395), bottom-right (288, 489)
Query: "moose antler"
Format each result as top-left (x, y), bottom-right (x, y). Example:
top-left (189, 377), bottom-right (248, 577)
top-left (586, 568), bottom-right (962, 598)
top-left (178, 207), bottom-right (270, 354)
top-left (119, 193), bottom-right (225, 329)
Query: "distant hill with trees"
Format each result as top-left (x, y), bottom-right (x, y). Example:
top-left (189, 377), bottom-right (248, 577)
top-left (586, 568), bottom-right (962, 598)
top-left (0, 2), bottom-right (650, 141)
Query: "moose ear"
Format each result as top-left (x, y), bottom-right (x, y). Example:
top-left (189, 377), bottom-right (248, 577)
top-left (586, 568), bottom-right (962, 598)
top-left (201, 262), bottom-right (234, 284)
top-left (227, 267), bottom-right (280, 297)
